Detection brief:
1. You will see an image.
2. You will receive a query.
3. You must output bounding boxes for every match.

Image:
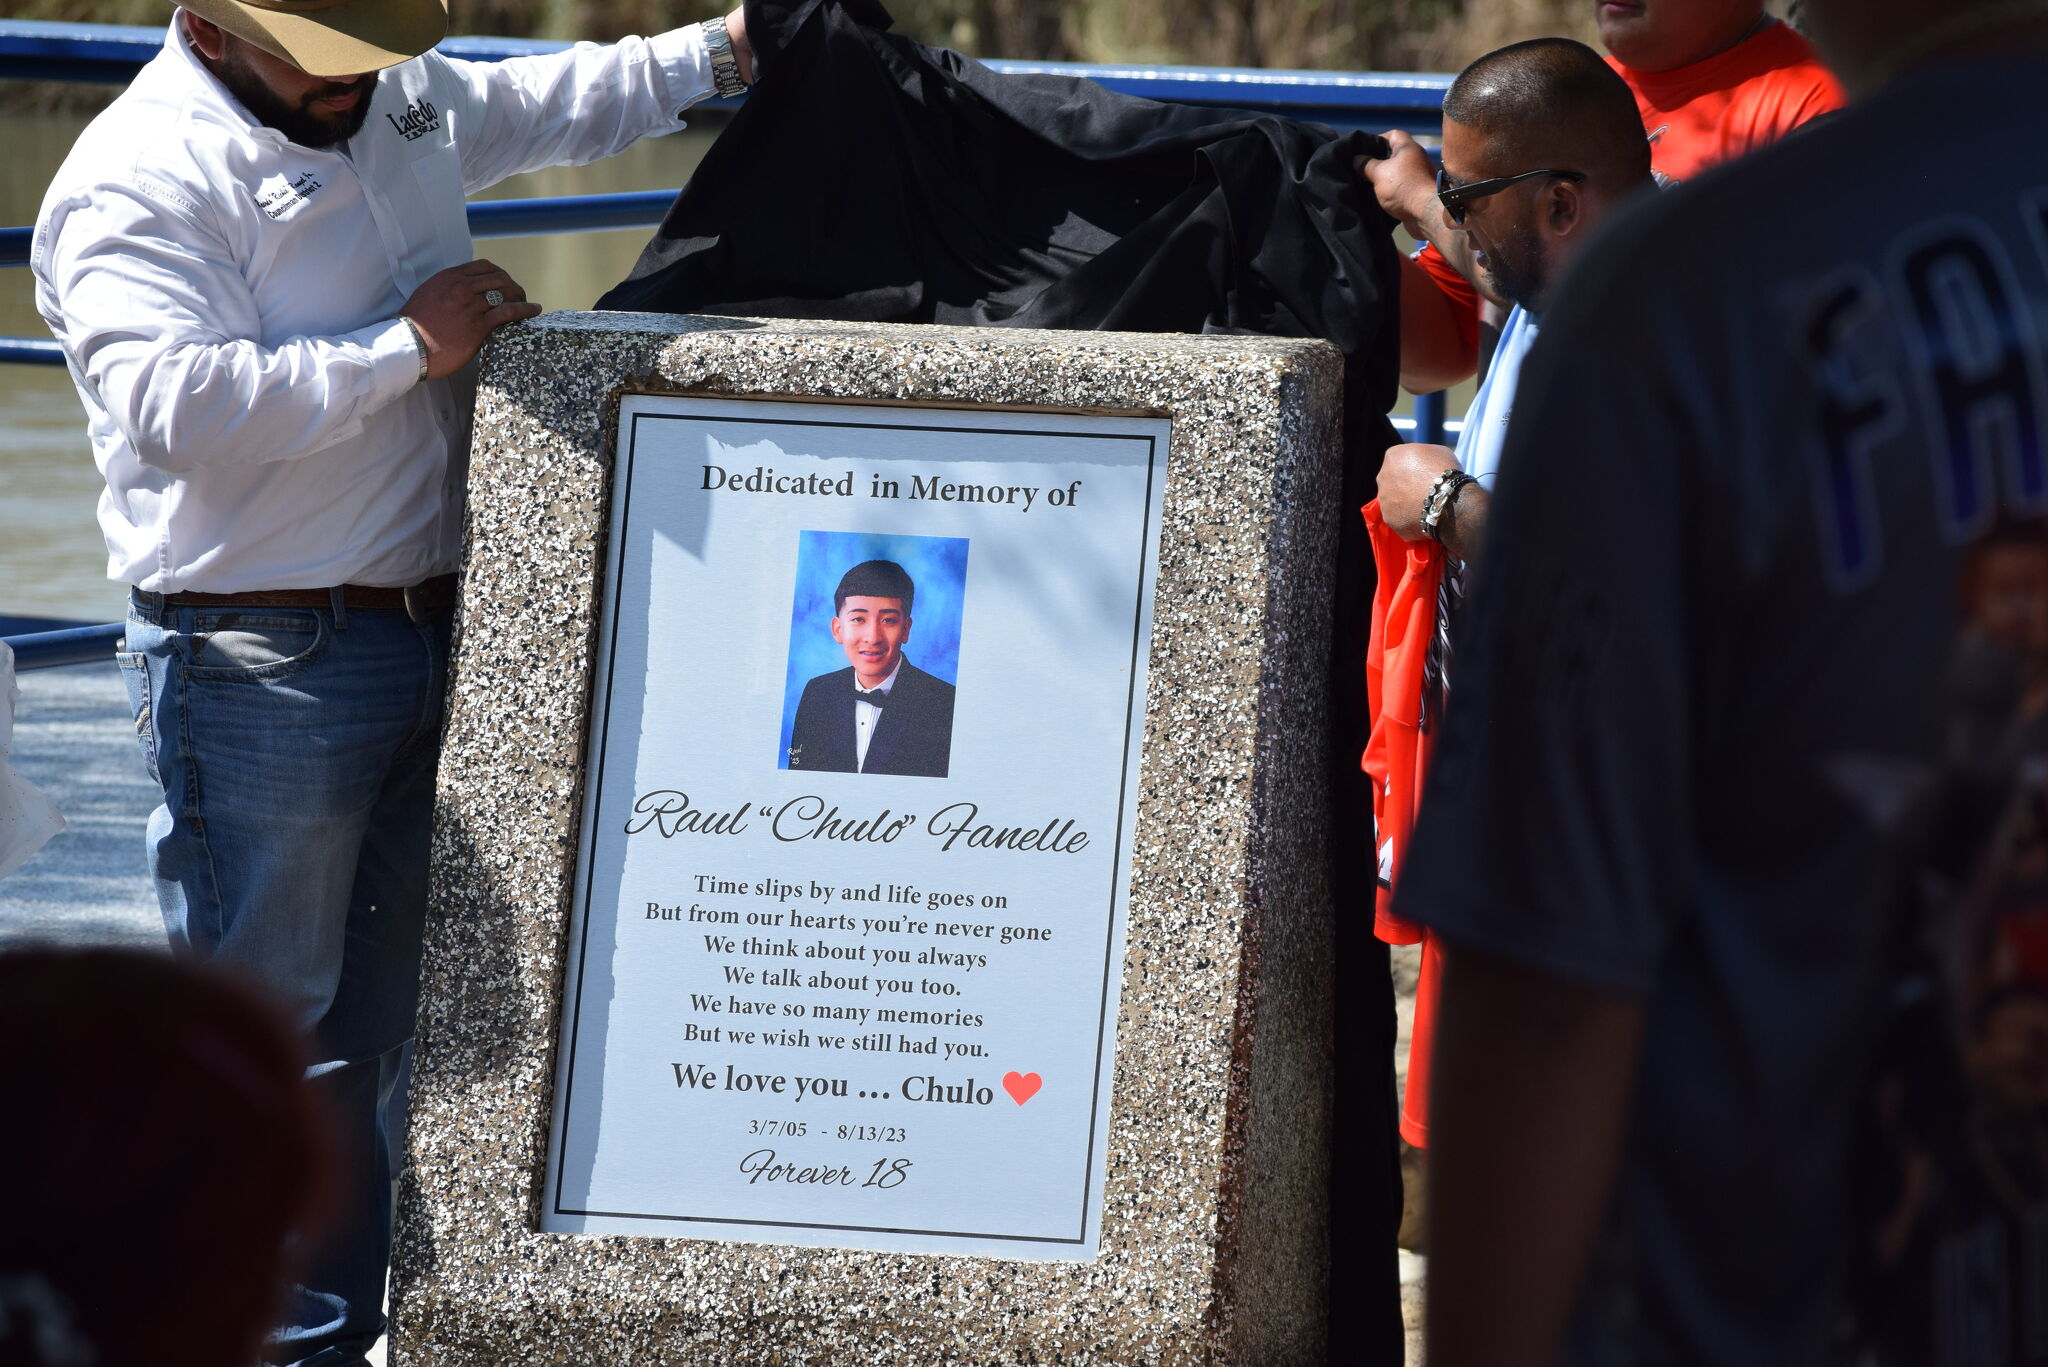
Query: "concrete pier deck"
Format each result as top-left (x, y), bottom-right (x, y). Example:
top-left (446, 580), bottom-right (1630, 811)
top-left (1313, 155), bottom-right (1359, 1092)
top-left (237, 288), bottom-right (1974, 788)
top-left (1, 660), bottom-right (157, 947)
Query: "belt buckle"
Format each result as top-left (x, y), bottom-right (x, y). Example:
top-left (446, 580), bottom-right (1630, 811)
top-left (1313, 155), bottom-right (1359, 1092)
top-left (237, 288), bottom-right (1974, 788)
top-left (404, 582), bottom-right (428, 625)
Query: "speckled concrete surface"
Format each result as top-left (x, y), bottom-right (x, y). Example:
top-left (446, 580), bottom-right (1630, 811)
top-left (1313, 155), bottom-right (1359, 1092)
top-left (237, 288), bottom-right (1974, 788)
top-left (392, 313), bottom-right (1343, 1366)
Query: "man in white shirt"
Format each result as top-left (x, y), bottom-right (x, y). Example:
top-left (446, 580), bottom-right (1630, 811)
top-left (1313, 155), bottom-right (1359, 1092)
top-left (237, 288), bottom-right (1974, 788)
top-left (31, 3), bottom-right (753, 1362)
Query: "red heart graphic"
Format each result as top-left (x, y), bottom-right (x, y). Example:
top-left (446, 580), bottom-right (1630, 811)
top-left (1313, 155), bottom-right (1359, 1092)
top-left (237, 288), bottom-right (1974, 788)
top-left (1002, 1071), bottom-right (1042, 1106)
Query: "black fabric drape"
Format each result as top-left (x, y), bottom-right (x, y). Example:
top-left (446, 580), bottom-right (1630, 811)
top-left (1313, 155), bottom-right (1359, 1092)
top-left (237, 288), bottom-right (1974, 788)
top-left (600, 4), bottom-right (1406, 1358)
top-left (602, 0), bottom-right (1400, 478)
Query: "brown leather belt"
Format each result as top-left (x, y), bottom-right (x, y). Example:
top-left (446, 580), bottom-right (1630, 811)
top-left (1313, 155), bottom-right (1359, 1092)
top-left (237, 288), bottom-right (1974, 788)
top-left (159, 572), bottom-right (458, 618)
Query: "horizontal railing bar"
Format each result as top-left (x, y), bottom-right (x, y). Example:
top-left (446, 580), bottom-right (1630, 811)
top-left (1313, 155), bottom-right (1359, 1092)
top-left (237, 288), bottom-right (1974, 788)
top-left (0, 19), bottom-right (1447, 122)
top-left (985, 57), bottom-right (1450, 111)
top-left (467, 189), bottom-right (677, 238)
top-left (0, 338), bottom-right (63, 367)
top-left (1391, 414), bottom-right (1462, 435)
top-left (6, 623), bottom-right (123, 672)
top-left (1, 187), bottom-right (674, 276)
top-left (0, 20), bottom-right (165, 83)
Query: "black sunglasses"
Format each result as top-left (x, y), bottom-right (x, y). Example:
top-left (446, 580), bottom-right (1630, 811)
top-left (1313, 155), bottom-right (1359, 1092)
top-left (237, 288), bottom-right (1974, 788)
top-left (1436, 166), bottom-right (1586, 225)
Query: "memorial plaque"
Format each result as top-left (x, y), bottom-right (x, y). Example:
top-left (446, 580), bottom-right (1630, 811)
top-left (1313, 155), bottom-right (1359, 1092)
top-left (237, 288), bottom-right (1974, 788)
top-left (544, 397), bottom-right (1168, 1256)
top-left (395, 313), bottom-right (1343, 1366)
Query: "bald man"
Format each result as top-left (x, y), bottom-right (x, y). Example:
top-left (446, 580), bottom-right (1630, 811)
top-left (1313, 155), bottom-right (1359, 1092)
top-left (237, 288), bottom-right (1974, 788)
top-left (1370, 39), bottom-right (1654, 561)
top-left (1394, 1), bottom-right (2048, 1364)
top-left (1377, 1), bottom-right (1840, 394)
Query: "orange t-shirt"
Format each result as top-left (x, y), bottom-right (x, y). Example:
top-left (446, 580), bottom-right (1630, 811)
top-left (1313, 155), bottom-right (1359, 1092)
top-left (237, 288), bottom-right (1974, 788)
top-left (1362, 499), bottom-right (1441, 949)
top-left (1412, 241), bottom-right (1482, 359)
top-left (1361, 500), bottom-right (1446, 1148)
top-left (1412, 20), bottom-right (1842, 337)
top-left (1614, 19), bottom-right (1844, 185)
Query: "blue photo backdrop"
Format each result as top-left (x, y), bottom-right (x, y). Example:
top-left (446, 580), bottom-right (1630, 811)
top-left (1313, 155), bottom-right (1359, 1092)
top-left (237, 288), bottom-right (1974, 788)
top-left (778, 530), bottom-right (970, 768)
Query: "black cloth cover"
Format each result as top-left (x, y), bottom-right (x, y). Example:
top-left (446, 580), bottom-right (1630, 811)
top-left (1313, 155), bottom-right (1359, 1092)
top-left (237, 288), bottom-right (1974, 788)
top-left (600, 0), bottom-right (1402, 485)
top-left (600, 5), bottom-right (1406, 1359)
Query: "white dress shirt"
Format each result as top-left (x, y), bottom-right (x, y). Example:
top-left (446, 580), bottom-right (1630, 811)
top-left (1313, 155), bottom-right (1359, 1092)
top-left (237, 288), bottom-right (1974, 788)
top-left (854, 660), bottom-right (903, 772)
top-left (32, 11), bottom-right (715, 593)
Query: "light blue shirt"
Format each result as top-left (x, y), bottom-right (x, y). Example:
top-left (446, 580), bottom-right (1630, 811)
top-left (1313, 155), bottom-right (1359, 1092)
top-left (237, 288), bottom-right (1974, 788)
top-left (1453, 305), bottom-right (1539, 490)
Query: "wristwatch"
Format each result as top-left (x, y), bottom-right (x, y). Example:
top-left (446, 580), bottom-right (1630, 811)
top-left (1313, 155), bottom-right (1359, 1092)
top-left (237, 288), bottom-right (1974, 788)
top-left (703, 16), bottom-right (749, 98)
top-left (399, 315), bottom-right (430, 383)
top-left (1418, 468), bottom-right (1478, 545)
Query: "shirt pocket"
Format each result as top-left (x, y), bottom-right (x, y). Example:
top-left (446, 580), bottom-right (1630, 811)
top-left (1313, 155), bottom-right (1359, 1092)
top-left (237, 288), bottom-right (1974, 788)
top-left (407, 136), bottom-right (474, 282)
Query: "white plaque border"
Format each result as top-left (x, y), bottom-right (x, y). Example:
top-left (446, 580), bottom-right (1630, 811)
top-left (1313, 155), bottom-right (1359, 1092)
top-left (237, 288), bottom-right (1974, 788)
top-left (538, 394), bottom-right (1171, 1256)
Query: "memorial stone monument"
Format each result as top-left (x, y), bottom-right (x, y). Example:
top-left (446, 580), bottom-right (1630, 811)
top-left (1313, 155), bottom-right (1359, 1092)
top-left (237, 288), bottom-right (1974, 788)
top-left (392, 312), bottom-right (1344, 1365)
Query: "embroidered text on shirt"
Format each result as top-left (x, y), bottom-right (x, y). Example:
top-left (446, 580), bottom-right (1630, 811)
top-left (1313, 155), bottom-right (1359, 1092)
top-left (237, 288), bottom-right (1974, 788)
top-left (386, 98), bottom-right (441, 142)
top-left (253, 171), bottom-right (323, 220)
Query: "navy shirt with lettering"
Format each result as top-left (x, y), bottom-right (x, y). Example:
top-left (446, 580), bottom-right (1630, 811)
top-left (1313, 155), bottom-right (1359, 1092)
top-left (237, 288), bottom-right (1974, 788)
top-left (1399, 59), bottom-right (2048, 1366)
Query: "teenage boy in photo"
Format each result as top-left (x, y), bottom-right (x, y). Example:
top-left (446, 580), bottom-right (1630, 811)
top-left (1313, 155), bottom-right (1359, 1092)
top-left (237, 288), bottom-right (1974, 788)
top-left (788, 559), bottom-right (955, 777)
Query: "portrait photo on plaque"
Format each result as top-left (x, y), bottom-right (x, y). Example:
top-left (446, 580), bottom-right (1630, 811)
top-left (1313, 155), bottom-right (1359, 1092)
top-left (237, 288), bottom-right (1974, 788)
top-left (779, 532), bottom-right (968, 778)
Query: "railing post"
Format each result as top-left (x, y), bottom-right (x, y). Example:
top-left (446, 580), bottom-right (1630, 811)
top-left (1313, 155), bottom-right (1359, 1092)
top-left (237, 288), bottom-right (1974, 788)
top-left (1413, 390), bottom-right (1446, 447)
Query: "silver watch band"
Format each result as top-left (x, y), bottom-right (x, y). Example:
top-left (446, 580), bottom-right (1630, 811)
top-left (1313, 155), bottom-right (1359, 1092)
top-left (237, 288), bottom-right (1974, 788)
top-left (703, 16), bottom-right (748, 98)
top-left (399, 315), bottom-right (430, 383)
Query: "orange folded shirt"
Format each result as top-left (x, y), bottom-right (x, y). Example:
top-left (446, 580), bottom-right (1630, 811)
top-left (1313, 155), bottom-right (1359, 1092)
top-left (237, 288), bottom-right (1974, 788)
top-left (1361, 499), bottom-right (1447, 1148)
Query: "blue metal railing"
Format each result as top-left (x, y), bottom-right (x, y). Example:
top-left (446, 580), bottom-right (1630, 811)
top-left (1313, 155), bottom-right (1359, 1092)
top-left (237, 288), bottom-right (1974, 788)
top-left (2, 19), bottom-right (1456, 667)
top-left (0, 21), bottom-right (1451, 127)
top-left (8, 623), bottom-right (126, 671)
top-left (1, 191), bottom-right (687, 366)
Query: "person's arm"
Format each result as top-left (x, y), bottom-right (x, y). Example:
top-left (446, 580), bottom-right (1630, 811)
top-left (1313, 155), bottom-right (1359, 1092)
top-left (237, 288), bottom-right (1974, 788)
top-left (1375, 442), bottom-right (1490, 562)
top-left (448, 7), bottom-right (753, 194)
top-left (39, 185), bottom-right (538, 474)
top-left (1399, 253), bottom-right (1481, 394)
top-left (1424, 943), bottom-right (1647, 1367)
top-left (1361, 129), bottom-right (1505, 306)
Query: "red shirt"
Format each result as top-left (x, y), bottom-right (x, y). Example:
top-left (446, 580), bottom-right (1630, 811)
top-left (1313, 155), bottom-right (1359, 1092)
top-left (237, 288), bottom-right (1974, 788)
top-left (1616, 18), bottom-right (1843, 185)
top-left (1413, 20), bottom-right (1842, 328)
top-left (1361, 500), bottom-right (1446, 1147)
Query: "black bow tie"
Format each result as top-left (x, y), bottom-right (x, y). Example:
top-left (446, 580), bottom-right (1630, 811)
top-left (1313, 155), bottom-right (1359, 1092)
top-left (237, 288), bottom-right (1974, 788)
top-left (853, 688), bottom-right (890, 707)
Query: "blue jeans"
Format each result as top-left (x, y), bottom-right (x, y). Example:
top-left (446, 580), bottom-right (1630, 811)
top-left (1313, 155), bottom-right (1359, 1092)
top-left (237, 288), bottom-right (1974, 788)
top-left (120, 589), bottom-right (451, 1367)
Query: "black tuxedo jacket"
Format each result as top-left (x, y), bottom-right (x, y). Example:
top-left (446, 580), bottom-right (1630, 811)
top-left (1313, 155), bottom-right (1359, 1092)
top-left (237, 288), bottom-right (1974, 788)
top-left (787, 659), bottom-right (955, 777)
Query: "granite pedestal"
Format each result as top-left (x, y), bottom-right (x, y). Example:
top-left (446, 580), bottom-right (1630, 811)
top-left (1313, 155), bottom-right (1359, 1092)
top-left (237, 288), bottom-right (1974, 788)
top-left (392, 313), bottom-right (1343, 1365)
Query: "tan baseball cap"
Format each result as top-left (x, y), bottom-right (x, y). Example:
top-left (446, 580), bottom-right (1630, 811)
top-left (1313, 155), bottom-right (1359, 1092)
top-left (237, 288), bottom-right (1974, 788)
top-left (176, 1), bottom-right (449, 77)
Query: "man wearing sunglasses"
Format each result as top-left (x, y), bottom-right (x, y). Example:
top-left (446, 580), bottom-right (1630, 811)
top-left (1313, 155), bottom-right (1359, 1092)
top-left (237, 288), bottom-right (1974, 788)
top-left (1377, 1), bottom-right (1840, 396)
top-left (1372, 38), bottom-right (1653, 561)
top-left (1356, 41), bottom-right (1651, 1245)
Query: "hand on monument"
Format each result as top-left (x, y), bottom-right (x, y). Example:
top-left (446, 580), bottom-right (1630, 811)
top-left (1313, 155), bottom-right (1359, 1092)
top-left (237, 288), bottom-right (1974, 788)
top-left (1356, 129), bottom-right (1438, 240)
top-left (1377, 442), bottom-right (1460, 542)
top-left (401, 259), bottom-right (543, 380)
top-left (725, 6), bottom-right (755, 84)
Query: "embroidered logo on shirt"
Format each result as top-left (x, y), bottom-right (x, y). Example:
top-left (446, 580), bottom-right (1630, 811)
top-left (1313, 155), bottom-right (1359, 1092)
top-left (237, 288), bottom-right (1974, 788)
top-left (253, 171), bottom-right (324, 221)
top-left (386, 98), bottom-right (441, 142)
